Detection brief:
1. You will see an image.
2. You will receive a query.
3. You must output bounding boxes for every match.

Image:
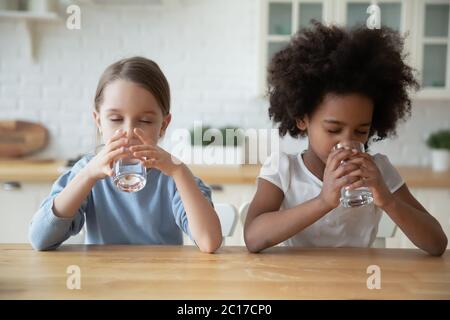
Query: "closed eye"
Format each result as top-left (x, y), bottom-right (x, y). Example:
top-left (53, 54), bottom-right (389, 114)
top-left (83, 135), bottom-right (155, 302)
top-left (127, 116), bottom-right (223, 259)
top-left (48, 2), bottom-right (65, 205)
top-left (327, 129), bottom-right (368, 135)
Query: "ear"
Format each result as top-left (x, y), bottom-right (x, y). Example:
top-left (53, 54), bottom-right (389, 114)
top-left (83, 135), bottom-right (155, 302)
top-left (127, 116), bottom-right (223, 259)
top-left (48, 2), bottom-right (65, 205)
top-left (160, 113), bottom-right (172, 138)
top-left (296, 116), bottom-right (308, 131)
top-left (93, 111), bottom-right (102, 134)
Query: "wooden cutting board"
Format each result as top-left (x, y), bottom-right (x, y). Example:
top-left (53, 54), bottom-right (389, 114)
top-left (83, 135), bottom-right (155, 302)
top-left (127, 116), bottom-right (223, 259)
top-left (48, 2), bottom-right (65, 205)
top-left (0, 120), bottom-right (48, 158)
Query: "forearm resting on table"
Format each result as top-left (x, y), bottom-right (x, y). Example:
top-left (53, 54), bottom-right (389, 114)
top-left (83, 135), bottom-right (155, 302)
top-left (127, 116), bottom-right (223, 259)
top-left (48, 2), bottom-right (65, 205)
top-left (383, 198), bottom-right (447, 256)
top-left (173, 164), bottom-right (222, 253)
top-left (245, 197), bottom-right (332, 253)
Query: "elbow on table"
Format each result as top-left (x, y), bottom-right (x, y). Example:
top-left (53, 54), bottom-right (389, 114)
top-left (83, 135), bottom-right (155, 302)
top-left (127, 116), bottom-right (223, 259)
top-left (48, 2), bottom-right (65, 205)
top-left (244, 231), bottom-right (264, 254)
top-left (197, 235), bottom-right (222, 254)
top-left (29, 228), bottom-right (55, 251)
top-left (29, 236), bottom-right (53, 251)
top-left (428, 234), bottom-right (448, 257)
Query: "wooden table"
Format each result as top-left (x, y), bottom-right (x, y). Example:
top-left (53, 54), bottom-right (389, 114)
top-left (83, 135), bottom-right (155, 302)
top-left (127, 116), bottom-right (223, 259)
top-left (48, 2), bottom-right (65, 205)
top-left (1, 245), bottom-right (449, 299)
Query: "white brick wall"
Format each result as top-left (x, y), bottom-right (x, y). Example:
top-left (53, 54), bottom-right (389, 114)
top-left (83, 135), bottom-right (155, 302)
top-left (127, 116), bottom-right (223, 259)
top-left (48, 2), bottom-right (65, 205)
top-left (0, 0), bottom-right (449, 166)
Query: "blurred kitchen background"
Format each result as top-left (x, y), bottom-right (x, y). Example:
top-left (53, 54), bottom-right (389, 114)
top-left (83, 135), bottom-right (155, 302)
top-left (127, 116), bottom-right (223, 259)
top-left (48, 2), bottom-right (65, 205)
top-left (0, 0), bottom-right (449, 248)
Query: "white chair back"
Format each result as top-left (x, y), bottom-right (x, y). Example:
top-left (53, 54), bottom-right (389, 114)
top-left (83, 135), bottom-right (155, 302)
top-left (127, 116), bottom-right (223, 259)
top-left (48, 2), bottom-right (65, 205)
top-left (215, 203), bottom-right (238, 237)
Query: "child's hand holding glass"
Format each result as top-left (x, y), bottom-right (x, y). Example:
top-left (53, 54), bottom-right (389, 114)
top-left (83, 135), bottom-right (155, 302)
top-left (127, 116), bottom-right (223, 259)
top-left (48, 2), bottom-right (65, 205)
top-left (344, 150), bottom-right (395, 209)
top-left (129, 128), bottom-right (182, 177)
top-left (84, 129), bottom-right (130, 181)
top-left (318, 147), bottom-right (361, 210)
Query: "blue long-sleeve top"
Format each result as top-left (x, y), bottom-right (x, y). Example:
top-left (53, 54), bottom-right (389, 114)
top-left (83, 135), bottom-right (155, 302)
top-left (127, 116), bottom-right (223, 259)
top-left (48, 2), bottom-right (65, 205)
top-left (29, 154), bottom-right (212, 251)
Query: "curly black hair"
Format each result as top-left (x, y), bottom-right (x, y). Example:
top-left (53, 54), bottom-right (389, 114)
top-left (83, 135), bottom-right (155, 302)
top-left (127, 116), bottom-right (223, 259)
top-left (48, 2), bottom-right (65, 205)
top-left (267, 22), bottom-right (419, 141)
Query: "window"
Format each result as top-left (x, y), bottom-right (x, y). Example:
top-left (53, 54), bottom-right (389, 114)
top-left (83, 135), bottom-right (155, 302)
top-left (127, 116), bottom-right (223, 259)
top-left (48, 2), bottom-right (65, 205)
top-left (346, 2), bottom-right (402, 31)
top-left (259, 0), bottom-right (450, 99)
top-left (420, 2), bottom-right (449, 89)
top-left (260, 0), bottom-right (327, 93)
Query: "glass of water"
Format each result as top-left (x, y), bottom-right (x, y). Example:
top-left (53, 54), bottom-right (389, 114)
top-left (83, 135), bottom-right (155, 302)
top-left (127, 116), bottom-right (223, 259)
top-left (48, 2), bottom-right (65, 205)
top-left (112, 151), bottom-right (146, 192)
top-left (333, 141), bottom-right (374, 208)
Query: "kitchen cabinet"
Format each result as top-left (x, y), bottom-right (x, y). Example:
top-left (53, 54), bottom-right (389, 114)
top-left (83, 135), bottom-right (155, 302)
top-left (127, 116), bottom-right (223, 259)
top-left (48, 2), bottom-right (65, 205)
top-left (0, 182), bottom-right (48, 243)
top-left (0, 0), bottom-right (60, 62)
top-left (0, 181), bottom-right (85, 245)
top-left (261, 0), bottom-right (450, 99)
top-left (415, 0), bottom-right (450, 97)
top-left (260, 0), bottom-right (331, 93)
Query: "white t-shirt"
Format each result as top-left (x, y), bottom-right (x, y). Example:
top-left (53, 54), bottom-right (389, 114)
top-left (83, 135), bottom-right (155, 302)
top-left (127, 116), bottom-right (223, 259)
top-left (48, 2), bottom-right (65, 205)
top-left (258, 151), bottom-right (404, 247)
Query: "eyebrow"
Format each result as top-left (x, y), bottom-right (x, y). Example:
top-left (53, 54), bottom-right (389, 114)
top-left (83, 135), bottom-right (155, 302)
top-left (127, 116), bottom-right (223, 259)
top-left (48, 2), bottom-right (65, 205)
top-left (323, 119), bottom-right (371, 127)
top-left (104, 108), bottom-right (157, 115)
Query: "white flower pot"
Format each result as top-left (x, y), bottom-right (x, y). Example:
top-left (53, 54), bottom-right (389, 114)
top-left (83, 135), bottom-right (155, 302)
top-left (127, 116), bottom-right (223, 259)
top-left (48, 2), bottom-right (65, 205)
top-left (431, 149), bottom-right (450, 172)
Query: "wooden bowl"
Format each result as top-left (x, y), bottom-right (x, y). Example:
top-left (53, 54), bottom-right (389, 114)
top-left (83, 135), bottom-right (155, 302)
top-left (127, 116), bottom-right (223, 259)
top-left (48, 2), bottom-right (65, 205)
top-left (0, 120), bottom-right (49, 158)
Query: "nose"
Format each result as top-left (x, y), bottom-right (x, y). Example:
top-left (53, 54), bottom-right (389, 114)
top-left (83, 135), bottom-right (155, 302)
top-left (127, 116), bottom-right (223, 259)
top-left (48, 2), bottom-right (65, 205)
top-left (125, 128), bottom-right (142, 146)
top-left (125, 129), bottom-right (134, 140)
top-left (121, 121), bottom-right (133, 139)
top-left (342, 130), bottom-right (360, 144)
top-left (334, 133), bottom-right (359, 150)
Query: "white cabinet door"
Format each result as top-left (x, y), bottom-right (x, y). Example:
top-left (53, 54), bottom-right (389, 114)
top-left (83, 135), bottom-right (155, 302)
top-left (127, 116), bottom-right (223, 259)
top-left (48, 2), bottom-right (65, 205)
top-left (390, 188), bottom-right (450, 249)
top-left (0, 182), bottom-right (86, 245)
top-left (0, 182), bottom-right (51, 243)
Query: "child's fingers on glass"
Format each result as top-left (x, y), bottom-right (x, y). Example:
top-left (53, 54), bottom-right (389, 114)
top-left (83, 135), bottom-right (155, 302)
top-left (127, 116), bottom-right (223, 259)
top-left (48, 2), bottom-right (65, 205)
top-left (133, 127), bottom-right (145, 135)
top-left (334, 162), bottom-right (359, 178)
top-left (345, 157), bottom-right (373, 170)
top-left (337, 174), bottom-right (360, 189)
top-left (129, 145), bottom-right (157, 152)
top-left (104, 167), bottom-right (114, 177)
top-left (133, 150), bottom-right (157, 159)
top-left (329, 149), bottom-right (357, 170)
top-left (143, 158), bottom-right (158, 167)
top-left (133, 128), bottom-right (151, 144)
top-left (107, 130), bottom-right (127, 144)
top-left (129, 145), bottom-right (150, 152)
top-left (345, 178), bottom-right (368, 191)
top-left (345, 168), bottom-right (366, 179)
top-left (326, 147), bottom-right (342, 165)
top-left (105, 146), bottom-right (129, 164)
top-left (105, 138), bottom-right (128, 152)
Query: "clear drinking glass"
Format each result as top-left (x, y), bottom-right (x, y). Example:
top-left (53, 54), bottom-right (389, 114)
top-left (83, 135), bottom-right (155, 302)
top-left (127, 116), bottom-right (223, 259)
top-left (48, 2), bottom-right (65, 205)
top-left (112, 152), bottom-right (146, 192)
top-left (333, 141), bottom-right (374, 208)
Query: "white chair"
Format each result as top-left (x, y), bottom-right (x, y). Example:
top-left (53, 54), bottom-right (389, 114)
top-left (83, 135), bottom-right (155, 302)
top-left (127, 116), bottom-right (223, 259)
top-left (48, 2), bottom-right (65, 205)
top-left (372, 213), bottom-right (397, 248)
top-left (182, 203), bottom-right (238, 246)
top-left (215, 203), bottom-right (238, 246)
top-left (238, 201), bottom-right (397, 248)
top-left (238, 202), bottom-right (250, 227)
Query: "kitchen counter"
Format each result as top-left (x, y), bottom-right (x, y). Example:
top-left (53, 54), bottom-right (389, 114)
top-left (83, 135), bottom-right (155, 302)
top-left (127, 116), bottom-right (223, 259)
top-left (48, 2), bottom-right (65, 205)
top-left (0, 159), bottom-right (450, 188)
top-left (0, 159), bottom-right (67, 182)
top-left (1, 244), bottom-right (449, 299)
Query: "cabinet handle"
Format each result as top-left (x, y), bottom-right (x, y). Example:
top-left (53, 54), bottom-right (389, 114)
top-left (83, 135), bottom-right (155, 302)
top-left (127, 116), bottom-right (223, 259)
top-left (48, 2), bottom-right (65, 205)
top-left (2, 181), bottom-right (21, 191)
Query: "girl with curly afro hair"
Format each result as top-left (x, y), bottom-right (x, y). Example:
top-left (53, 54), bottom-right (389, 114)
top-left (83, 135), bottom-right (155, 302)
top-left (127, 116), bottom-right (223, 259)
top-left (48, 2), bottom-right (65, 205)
top-left (244, 22), bottom-right (447, 256)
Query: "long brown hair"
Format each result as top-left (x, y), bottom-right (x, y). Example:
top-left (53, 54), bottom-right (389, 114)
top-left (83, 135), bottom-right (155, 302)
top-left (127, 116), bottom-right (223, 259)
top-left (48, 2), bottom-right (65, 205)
top-left (93, 57), bottom-right (170, 151)
top-left (94, 56), bottom-right (170, 115)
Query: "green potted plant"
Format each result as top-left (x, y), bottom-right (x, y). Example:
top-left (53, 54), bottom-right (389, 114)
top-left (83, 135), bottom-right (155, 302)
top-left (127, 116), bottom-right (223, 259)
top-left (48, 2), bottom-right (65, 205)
top-left (426, 129), bottom-right (450, 172)
top-left (188, 124), bottom-right (245, 165)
